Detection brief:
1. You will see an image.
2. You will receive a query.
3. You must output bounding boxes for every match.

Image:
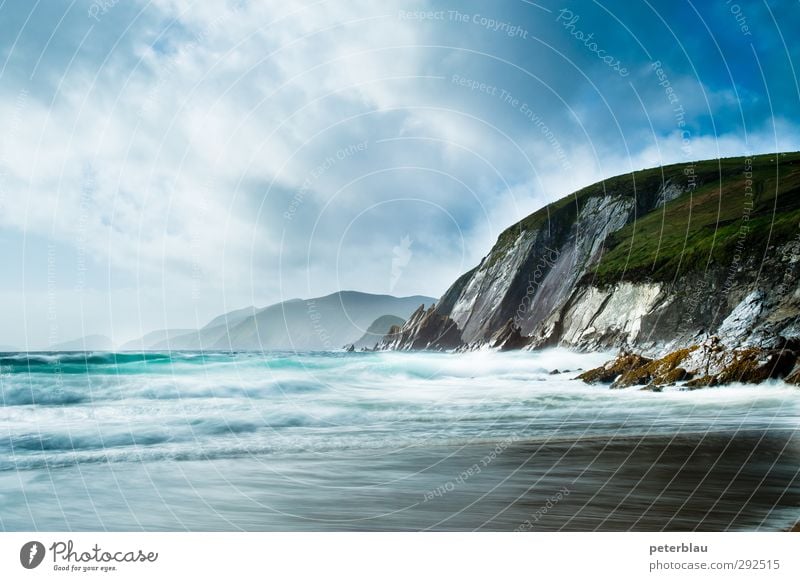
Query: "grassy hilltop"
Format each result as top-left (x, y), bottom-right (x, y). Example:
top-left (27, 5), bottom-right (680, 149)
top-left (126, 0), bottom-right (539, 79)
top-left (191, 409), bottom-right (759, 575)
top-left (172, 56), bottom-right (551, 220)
top-left (491, 152), bottom-right (800, 284)
top-left (593, 152), bottom-right (800, 284)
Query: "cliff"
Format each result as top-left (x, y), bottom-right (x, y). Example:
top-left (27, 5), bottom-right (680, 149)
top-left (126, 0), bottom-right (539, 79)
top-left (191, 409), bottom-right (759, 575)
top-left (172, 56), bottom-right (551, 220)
top-left (379, 153), bottom-right (800, 358)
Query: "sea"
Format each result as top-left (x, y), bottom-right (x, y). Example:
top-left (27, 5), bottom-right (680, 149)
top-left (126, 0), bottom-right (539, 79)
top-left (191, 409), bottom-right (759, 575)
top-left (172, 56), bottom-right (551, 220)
top-left (1, 349), bottom-right (798, 531)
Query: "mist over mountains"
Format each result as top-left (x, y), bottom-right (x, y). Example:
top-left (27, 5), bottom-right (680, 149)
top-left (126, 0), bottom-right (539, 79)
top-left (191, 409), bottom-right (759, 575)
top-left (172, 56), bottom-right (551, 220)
top-left (118, 291), bottom-right (434, 352)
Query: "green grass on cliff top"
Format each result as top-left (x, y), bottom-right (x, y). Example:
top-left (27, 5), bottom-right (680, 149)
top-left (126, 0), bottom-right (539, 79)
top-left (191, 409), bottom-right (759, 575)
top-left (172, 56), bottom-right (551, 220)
top-left (592, 152), bottom-right (800, 284)
top-left (491, 152), bottom-right (800, 283)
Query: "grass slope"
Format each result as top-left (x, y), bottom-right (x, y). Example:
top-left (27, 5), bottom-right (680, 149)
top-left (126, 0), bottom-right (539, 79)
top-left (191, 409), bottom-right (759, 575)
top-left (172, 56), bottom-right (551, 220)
top-left (591, 152), bottom-right (800, 284)
top-left (491, 153), bottom-right (749, 266)
top-left (486, 152), bottom-right (800, 284)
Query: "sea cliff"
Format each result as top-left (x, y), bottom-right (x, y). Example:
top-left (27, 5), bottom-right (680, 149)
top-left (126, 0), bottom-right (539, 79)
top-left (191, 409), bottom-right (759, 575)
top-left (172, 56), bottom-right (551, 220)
top-left (379, 153), bottom-right (800, 386)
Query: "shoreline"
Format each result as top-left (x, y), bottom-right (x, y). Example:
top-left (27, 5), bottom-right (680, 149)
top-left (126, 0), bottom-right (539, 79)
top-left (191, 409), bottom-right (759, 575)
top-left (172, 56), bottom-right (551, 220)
top-left (3, 430), bottom-right (798, 532)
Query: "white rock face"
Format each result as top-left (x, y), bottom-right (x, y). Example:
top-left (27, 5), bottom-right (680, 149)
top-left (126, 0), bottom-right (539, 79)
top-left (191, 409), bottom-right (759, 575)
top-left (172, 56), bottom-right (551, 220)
top-left (555, 286), bottom-right (611, 345)
top-left (436, 193), bottom-right (643, 347)
top-left (554, 282), bottom-right (663, 349)
top-left (656, 180), bottom-right (684, 207)
top-left (449, 230), bottom-right (536, 337)
top-left (574, 196), bottom-right (633, 262)
top-left (717, 290), bottom-right (764, 347)
top-left (515, 196), bottom-right (635, 336)
top-left (589, 282), bottom-right (662, 344)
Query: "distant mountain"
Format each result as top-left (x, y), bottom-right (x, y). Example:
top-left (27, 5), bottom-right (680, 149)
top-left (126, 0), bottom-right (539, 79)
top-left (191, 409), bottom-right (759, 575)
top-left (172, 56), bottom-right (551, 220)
top-left (48, 334), bottom-right (113, 351)
top-left (129, 292), bottom-right (435, 351)
top-left (350, 315), bottom-right (405, 350)
top-left (202, 306), bottom-right (259, 331)
top-left (149, 327), bottom-right (228, 350)
top-left (119, 329), bottom-right (195, 351)
top-left (121, 306), bottom-right (260, 350)
top-left (217, 291), bottom-right (434, 351)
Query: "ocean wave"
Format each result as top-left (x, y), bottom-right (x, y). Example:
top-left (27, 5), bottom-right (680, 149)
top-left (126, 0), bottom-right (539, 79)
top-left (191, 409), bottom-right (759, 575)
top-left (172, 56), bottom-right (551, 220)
top-left (3, 423), bottom-right (795, 474)
top-left (1, 350), bottom-right (799, 474)
top-left (1, 351), bottom-right (176, 366)
top-left (6, 430), bottom-right (174, 452)
top-left (0, 385), bottom-right (89, 406)
top-left (0, 374), bottom-right (328, 406)
top-left (0, 351), bottom-right (256, 375)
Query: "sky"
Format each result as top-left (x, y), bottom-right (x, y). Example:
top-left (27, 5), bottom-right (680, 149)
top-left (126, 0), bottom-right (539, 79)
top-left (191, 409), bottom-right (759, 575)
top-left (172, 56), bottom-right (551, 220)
top-left (0, 0), bottom-right (798, 347)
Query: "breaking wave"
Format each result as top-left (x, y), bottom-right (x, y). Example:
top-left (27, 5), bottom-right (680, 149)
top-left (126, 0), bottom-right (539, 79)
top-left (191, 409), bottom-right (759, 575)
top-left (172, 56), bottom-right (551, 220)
top-left (1, 349), bottom-right (798, 473)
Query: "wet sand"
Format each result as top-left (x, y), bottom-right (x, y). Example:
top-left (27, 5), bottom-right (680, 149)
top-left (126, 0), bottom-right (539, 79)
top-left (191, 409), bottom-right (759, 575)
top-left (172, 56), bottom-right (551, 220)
top-left (3, 429), bottom-right (798, 531)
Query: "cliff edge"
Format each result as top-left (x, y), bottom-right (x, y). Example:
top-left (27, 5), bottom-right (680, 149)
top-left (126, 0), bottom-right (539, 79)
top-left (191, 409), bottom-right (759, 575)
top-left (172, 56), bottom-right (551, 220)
top-left (378, 153), bottom-right (800, 366)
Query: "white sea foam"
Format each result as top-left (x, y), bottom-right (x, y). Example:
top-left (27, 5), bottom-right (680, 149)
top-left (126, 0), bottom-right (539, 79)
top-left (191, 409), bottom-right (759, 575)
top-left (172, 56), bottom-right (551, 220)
top-left (1, 350), bottom-right (798, 472)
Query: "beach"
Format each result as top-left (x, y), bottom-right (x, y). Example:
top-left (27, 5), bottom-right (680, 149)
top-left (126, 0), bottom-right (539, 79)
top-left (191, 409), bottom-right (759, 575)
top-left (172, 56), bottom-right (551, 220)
top-left (1, 350), bottom-right (798, 531)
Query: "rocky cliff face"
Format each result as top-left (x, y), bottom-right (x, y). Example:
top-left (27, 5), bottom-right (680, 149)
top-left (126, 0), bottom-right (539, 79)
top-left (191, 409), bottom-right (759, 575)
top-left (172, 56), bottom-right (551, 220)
top-left (379, 153), bottom-right (800, 359)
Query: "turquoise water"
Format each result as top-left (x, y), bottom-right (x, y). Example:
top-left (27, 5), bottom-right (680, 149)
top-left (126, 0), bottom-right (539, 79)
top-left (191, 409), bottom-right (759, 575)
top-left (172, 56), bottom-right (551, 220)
top-left (1, 349), bottom-right (799, 531)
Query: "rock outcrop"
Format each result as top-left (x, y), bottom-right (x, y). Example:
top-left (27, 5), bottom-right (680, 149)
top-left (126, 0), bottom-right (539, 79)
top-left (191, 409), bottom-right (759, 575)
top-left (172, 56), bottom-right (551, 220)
top-left (579, 336), bottom-right (800, 390)
top-left (378, 153), bottom-right (800, 365)
top-left (576, 352), bottom-right (654, 385)
top-left (377, 305), bottom-right (463, 351)
top-left (488, 319), bottom-right (529, 351)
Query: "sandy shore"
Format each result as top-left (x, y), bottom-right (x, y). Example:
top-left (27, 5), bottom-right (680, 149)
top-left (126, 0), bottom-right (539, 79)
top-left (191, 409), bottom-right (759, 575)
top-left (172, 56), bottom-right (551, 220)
top-left (3, 431), bottom-right (799, 531)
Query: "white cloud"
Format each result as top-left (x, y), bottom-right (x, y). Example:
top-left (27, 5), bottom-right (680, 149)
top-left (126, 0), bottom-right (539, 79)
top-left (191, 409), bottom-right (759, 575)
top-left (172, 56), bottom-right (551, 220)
top-left (0, 0), bottom-right (796, 346)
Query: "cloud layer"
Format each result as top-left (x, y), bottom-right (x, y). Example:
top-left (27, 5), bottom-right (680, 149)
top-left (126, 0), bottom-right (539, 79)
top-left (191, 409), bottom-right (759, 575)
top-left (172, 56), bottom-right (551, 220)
top-left (0, 0), bottom-right (798, 346)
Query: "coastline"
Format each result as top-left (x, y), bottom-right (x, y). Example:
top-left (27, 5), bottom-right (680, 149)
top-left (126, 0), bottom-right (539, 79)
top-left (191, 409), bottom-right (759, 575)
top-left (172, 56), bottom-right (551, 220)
top-left (2, 349), bottom-right (798, 532)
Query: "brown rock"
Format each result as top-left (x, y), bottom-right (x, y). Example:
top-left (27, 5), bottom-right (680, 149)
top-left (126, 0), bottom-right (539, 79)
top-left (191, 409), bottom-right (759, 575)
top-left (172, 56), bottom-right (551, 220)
top-left (581, 342), bottom-right (798, 391)
top-left (687, 348), bottom-right (797, 387)
top-left (613, 346), bottom-right (697, 388)
top-left (577, 351), bottom-right (653, 385)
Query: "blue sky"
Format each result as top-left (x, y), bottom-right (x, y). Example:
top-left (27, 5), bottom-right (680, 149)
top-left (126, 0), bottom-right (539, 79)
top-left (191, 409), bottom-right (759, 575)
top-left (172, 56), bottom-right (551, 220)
top-left (0, 0), bottom-right (798, 347)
